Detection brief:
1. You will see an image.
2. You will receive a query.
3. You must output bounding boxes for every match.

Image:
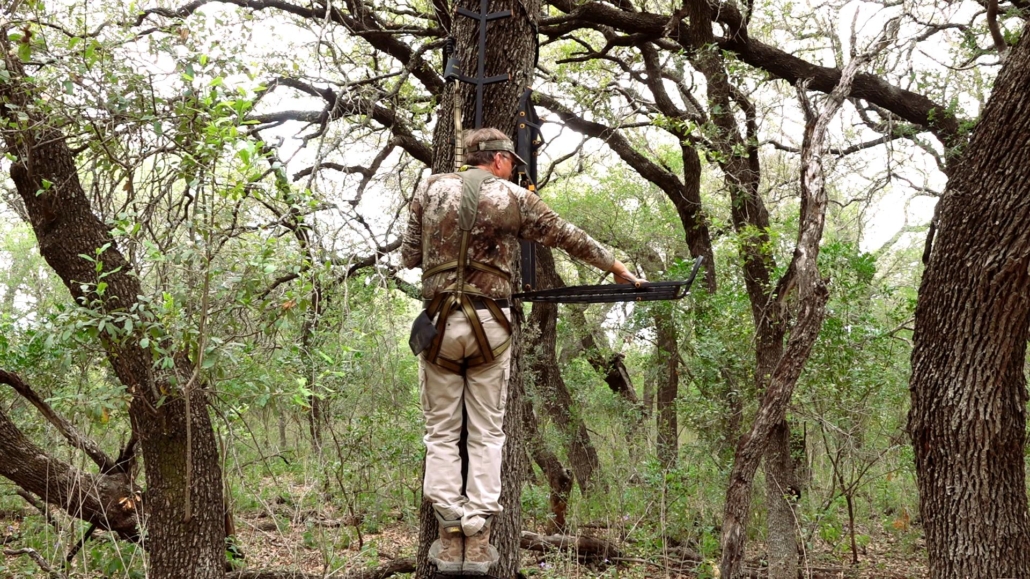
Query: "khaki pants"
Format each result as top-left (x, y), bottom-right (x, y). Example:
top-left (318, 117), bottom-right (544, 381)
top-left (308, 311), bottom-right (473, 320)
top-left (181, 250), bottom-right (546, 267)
top-left (420, 307), bottom-right (511, 534)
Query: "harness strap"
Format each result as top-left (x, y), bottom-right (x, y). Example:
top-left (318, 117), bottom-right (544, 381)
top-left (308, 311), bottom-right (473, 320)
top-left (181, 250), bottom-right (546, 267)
top-left (422, 259), bottom-right (508, 282)
top-left (420, 168), bottom-right (513, 373)
top-left (424, 288), bottom-right (511, 371)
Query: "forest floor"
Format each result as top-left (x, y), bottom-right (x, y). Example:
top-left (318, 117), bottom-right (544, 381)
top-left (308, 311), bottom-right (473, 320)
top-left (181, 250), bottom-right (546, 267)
top-left (231, 510), bottom-right (930, 579)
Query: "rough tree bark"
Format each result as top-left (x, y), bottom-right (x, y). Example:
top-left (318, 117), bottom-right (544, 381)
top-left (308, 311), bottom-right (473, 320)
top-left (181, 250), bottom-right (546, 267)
top-left (415, 1), bottom-right (540, 577)
top-left (0, 29), bottom-right (226, 579)
top-left (908, 25), bottom-right (1030, 579)
top-left (676, 1), bottom-right (804, 573)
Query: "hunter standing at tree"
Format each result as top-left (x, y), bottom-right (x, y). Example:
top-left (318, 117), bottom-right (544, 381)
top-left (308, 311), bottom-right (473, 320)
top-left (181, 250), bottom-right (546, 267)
top-left (402, 127), bottom-right (636, 574)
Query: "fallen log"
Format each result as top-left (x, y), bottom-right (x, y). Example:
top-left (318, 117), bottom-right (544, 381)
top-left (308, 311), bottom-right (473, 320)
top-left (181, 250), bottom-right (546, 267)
top-left (520, 531), bottom-right (622, 560)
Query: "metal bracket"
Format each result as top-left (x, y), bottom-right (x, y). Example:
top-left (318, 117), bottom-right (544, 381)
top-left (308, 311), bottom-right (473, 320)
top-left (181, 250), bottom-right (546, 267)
top-left (515, 87), bottom-right (543, 290)
top-left (453, 1), bottom-right (514, 128)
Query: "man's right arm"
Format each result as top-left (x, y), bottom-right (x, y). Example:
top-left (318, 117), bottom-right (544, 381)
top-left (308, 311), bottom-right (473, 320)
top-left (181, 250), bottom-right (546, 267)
top-left (401, 189), bottom-right (424, 269)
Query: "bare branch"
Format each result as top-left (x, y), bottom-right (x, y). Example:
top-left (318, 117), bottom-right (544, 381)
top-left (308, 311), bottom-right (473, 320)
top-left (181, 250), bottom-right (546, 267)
top-left (767, 134), bottom-right (901, 156)
top-left (544, 0), bottom-right (964, 152)
top-left (987, 0), bottom-right (1009, 60)
top-left (250, 79), bottom-right (432, 166)
top-left (135, 0), bottom-right (444, 93)
top-left (292, 162), bottom-right (372, 181)
top-left (3, 548), bottom-right (66, 578)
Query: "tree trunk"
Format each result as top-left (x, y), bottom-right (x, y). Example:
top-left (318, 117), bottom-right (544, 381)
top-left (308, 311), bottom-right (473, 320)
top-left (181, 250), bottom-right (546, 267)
top-left (763, 420), bottom-right (801, 577)
top-left (416, 2), bottom-right (540, 576)
top-left (719, 51), bottom-right (868, 575)
top-left (908, 26), bottom-right (1030, 579)
top-left (522, 395), bottom-right (573, 533)
top-left (0, 32), bottom-right (226, 579)
top-left (527, 248), bottom-right (601, 492)
top-left (654, 313), bottom-right (679, 469)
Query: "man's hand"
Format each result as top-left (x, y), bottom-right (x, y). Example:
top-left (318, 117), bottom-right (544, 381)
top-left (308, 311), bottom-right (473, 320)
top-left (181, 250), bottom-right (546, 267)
top-left (610, 260), bottom-right (641, 285)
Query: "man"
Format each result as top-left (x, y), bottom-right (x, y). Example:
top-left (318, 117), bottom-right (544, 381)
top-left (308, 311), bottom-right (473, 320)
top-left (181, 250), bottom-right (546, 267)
top-left (402, 127), bottom-right (636, 574)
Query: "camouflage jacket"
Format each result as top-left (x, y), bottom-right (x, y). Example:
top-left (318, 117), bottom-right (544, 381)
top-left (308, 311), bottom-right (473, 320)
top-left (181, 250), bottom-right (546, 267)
top-left (402, 171), bottom-right (615, 300)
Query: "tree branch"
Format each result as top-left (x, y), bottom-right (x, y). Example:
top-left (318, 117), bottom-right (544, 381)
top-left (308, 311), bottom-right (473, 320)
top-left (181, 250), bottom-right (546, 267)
top-left (0, 369), bottom-right (117, 473)
top-left (2, 548), bottom-right (66, 578)
top-left (544, 0), bottom-right (964, 152)
top-left (987, 0), bottom-right (1009, 60)
top-left (136, 0), bottom-right (444, 93)
top-left (251, 79), bottom-right (432, 166)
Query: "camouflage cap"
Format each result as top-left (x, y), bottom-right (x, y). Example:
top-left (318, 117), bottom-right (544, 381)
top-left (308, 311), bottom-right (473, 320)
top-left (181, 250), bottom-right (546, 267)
top-left (473, 139), bottom-right (527, 166)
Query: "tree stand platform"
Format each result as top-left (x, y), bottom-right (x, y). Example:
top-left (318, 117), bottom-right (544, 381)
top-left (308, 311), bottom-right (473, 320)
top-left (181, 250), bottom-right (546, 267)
top-left (430, 561), bottom-right (499, 578)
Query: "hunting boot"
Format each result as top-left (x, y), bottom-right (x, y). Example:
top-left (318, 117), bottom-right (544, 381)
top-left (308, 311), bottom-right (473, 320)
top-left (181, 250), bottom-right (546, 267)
top-left (462, 516), bottom-right (499, 575)
top-left (428, 512), bottom-right (464, 574)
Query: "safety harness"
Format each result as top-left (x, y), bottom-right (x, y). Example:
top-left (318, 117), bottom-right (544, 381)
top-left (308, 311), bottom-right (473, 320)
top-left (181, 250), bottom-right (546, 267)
top-left (421, 168), bottom-right (512, 374)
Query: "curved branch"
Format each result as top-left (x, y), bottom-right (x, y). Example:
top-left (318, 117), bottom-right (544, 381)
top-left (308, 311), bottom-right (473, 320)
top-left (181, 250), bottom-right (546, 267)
top-left (544, 0), bottom-right (964, 152)
top-left (0, 369), bottom-right (117, 473)
top-left (136, 0), bottom-right (444, 94)
top-left (292, 162), bottom-right (372, 181)
top-left (534, 91), bottom-right (683, 194)
top-left (987, 0), bottom-right (1009, 60)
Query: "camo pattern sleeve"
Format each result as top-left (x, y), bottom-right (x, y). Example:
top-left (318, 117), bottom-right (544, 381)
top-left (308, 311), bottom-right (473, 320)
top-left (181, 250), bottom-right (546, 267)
top-left (401, 182), bottom-right (425, 270)
top-left (511, 183), bottom-right (615, 273)
top-left (405, 174), bottom-right (614, 300)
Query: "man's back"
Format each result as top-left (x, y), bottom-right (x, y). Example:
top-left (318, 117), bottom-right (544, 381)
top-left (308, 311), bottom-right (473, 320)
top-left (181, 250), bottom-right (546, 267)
top-left (402, 172), bottom-right (615, 300)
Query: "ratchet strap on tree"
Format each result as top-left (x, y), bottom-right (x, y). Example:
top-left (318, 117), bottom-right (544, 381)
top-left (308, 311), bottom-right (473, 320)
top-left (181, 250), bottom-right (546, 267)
top-left (422, 168), bottom-right (512, 373)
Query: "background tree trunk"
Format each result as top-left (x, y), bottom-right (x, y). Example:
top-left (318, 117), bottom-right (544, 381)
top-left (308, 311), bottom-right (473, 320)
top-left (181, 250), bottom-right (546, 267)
top-left (522, 395), bottom-right (572, 533)
top-left (527, 247), bottom-right (601, 492)
top-left (654, 313), bottom-right (679, 469)
top-left (908, 25), bottom-right (1030, 579)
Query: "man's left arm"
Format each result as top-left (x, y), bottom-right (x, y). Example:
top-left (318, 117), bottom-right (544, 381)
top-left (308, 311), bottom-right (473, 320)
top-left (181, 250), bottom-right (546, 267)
top-left (516, 188), bottom-right (638, 283)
